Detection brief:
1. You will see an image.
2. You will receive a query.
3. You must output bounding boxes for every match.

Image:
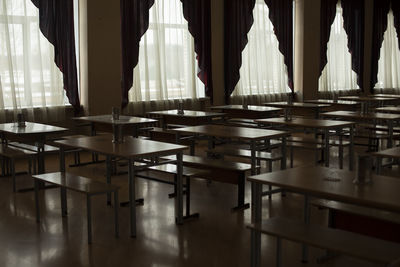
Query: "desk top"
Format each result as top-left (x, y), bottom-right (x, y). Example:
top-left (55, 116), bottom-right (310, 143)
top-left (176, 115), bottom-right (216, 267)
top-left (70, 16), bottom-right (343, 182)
top-left (73, 115), bottom-right (157, 125)
top-left (375, 106), bottom-right (400, 114)
top-left (55, 135), bottom-right (187, 158)
top-left (255, 117), bottom-right (355, 129)
top-left (322, 111), bottom-right (400, 121)
top-left (304, 99), bottom-right (359, 106)
top-left (339, 96), bottom-right (396, 102)
top-left (210, 105), bottom-right (282, 112)
top-left (264, 102), bottom-right (330, 109)
top-left (170, 124), bottom-right (288, 141)
top-left (248, 166), bottom-right (400, 213)
top-left (147, 110), bottom-right (224, 118)
top-left (369, 94), bottom-right (400, 99)
top-left (372, 147), bottom-right (400, 159)
top-left (0, 122), bottom-right (67, 135)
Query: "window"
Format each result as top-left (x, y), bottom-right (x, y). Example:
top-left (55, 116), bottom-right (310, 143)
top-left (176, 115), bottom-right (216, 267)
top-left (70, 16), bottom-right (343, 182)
top-left (129, 0), bottom-right (204, 102)
top-left (0, 0), bottom-right (77, 110)
top-left (318, 1), bottom-right (358, 92)
top-left (232, 0), bottom-right (291, 96)
top-left (376, 10), bottom-right (400, 89)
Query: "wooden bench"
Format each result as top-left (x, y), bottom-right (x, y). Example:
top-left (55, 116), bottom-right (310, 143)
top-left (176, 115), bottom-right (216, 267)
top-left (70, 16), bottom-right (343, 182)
top-left (205, 146), bottom-right (283, 172)
top-left (247, 217), bottom-right (400, 267)
top-left (32, 172), bottom-right (119, 244)
top-left (162, 155), bottom-right (258, 210)
top-left (149, 127), bottom-right (194, 154)
top-left (138, 163), bottom-right (210, 220)
top-left (312, 199), bottom-right (400, 243)
top-left (0, 144), bottom-right (36, 192)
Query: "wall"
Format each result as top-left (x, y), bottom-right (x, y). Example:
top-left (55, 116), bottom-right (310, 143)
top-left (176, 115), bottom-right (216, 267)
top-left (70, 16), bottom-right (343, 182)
top-left (80, 0), bottom-right (121, 115)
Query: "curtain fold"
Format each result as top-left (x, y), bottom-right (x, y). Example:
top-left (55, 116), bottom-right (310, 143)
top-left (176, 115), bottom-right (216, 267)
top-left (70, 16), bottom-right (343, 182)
top-left (31, 0), bottom-right (80, 111)
top-left (370, 0), bottom-right (391, 91)
top-left (181, 0), bottom-right (213, 102)
top-left (264, 0), bottom-right (293, 91)
top-left (320, 0), bottom-right (338, 76)
top-left (224, 0), bottom-right (256, 103)
top-left (120, 0), bottom-right (154, 108)
top-left (341, 0), bottom-right (365, 90)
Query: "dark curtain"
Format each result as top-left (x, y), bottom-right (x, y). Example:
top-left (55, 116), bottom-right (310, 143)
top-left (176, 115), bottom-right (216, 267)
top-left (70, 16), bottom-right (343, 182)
top-left (120, 0), bottom-right (154, 108)
top-left (264, 0), bottom-right (294, 91)
top-left (31, 0), bottom-right (80, 111)
top-left (341, 0), bottom-right (365, 90)
top-left (224, 0), bottom-right (256, 103)
top-left (320, 0), bottom-right (338, 77)
top-left (181, 0), bottom-right (213, 102)
top-left (370, 0), bottom-right (390, 91)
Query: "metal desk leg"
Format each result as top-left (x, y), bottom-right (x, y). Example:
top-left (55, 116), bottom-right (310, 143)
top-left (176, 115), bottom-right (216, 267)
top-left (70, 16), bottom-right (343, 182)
top-left (324, 129), bottom-right (330, 167)
top-left (349, 126), bottom-right (354, 171)
top-left (250, 182), bottom-right (262, 267)
top-left (106, 155), bottom-right (112, 205)
top-left (175, 152), bottom-right (183, 224)
top-left (128, 158), bottom-right (137, 237)
top-left (250, 140), bottom-right (256, 175)
top-left (302, 195), bottom-right (310, 263)
top-left (281, 137), bottom-right (287, 170)
top-left (388, 120), bottom-right (394, 148)
top-left (376, 156), bottom-right (382, 175)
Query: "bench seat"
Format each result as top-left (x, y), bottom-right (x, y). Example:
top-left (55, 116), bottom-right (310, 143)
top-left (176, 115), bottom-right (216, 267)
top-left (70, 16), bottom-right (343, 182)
top-left (248, 217), bottom-right (400, 266)
top-left (32, 172), bottom-right (119, 244)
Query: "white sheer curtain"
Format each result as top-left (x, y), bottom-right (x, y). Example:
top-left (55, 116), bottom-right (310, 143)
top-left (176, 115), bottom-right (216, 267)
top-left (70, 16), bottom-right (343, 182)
top-left (233, 0), bottom-right (291, 96)
top-left (129, 0), bottom-right (204, 102)
top-left (318, 1), bottom-right (358, 92)
top-left (376, 10), bottom-right (400, 89)
top-left (0, 0), bottom-right (69, 120)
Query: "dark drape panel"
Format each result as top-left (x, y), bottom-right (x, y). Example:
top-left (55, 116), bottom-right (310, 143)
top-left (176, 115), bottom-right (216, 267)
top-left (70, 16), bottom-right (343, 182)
top-left (320, 0), bottom-right (338, 77)
top-left (392, 1), bottom-right (400, 50)
top-left (224, 0), bottom-right (256, 103)
top-left (370, 0), bottom-right (390, 91)
top-left (341, 0), bottom-right (365, 90)
top-left (120, 0), bottom-right (154, 108)
top-left (181, 0), bottom-right (213, 102)
top-left (264, 0), bottom-right (294, 91)
top-left (31, 0), bottom-right (80, 111)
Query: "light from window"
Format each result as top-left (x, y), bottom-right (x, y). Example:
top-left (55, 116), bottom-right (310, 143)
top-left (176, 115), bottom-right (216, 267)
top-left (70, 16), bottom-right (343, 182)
top-left (129, 0), bottom-right (204, 102)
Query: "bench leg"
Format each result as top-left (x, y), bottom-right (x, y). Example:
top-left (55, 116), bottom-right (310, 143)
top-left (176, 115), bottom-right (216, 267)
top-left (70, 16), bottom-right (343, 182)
top-left (34, 179), bottom-right (40, 222)
top-left (183, 176), bottom-right (200, 220)
top-left (276, 237), bottom-right (282, 267)
top-left (60, 187), bottom-right (67, 217)
top-left (114, 190), bottom-right (119, 238)
top-left (232, 173), bottom-right (249, 211)
top-left (339, 145), bottom-right (343, 169)
top-left (290, 147), bottom-right (293, 168)
top-left (87, 194), bottom-right (92, 244)
top-left (302, 195), bottom-right (310, 263)
top-left (11, 158), bottom-right (16, 193)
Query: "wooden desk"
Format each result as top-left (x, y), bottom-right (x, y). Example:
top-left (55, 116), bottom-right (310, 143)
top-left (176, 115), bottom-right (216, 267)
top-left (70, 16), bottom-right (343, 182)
top-left (255, 117), bottom-right (355, 169)
top-left (322, 111), bottom-right (400, 148)
top-left (54, 135), bottom-right (187, 237)
top-left (263, 102), bottom-right (330, 118)
top-left (304, 99), bottom-right (359, 110)
top-left (147, 110), bottom-right (225, 128)
top-left (209, 105), bottom-right (282, 119)
top-left (0, 122), bottom-right (67, 173)
top-left (339, 96), bottom-right (397, 102)
top-left (248, 166), bottom-right (400, 266)
top-left (171, 124), bottom-right (289, 174)
top-left (73, 115), bottom-right (157, 137)
top-left (369, 94), bottom-right (400, 99)
top-left (372, 147), bottom-right (400, 174)
top-left (375, 106), bottom-right (400, 114)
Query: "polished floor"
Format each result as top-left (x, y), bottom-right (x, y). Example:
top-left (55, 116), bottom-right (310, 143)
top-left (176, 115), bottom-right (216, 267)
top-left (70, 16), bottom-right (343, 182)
top-left (0, 143), bottom-right (398, 267)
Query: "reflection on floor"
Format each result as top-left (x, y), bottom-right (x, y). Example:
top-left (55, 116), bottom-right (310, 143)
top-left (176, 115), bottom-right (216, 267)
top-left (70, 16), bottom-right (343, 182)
top-left (0, 146), bottom-right (398, 267)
